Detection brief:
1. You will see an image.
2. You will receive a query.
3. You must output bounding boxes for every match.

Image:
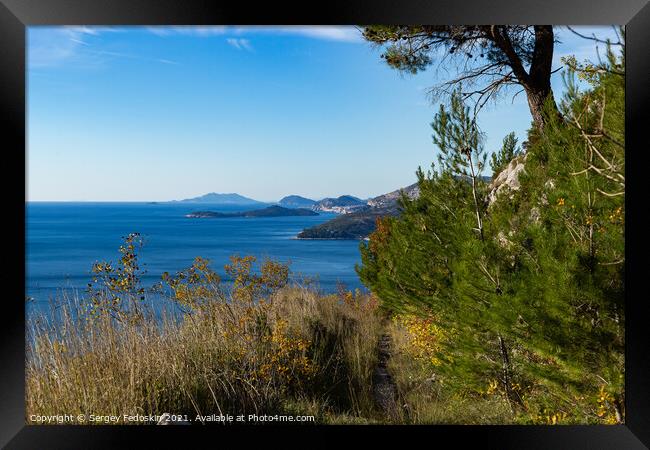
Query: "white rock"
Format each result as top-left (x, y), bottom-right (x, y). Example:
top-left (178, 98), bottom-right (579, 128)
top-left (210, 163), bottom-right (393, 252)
top-left (488, 155), bottom-right (527, 205)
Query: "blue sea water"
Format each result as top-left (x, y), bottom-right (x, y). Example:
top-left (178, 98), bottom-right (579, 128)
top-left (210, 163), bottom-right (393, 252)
top-left (26, 202), bottom-right (366, 313)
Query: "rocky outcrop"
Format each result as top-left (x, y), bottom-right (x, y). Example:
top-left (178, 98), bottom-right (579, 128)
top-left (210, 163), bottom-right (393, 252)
top-left (489, 156), bottom-right (556, 235)
top-left (487, 155), bottom-right (527, 206)
top-left (367, 183), bottom-right (420, 209)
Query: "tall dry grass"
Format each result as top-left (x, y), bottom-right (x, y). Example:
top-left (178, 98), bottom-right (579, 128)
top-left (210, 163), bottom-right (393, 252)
top-left (26, 250), bottom-right (383, 424)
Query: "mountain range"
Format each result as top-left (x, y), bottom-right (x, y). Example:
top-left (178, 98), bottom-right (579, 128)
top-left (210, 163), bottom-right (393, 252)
top-left (297, 183), bottom-right (420, 240)
top-left (176, 192), bottom-right (370, 213)
top-left (175, 185), bottom-right (420, 239)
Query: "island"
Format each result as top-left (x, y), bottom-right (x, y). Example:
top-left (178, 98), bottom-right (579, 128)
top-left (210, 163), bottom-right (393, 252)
top-left (186, 205), bottom-right (319, 218)
top-left (278, 195), bottom-right (316, 209)
top-left (172, 192), bottom-right (267, 206)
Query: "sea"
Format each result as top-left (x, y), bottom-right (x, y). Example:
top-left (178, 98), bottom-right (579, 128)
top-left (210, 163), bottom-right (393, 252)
top-left (26, 202), bottom-right (366, 316)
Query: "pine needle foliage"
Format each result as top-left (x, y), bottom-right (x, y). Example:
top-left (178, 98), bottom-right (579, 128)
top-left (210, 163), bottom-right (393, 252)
top-left (358, 38), bottom-right (625, 424)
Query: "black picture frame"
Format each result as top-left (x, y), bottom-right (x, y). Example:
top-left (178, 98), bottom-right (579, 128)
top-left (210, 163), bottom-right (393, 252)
top-left (2, 0), bottom-right (648, 448)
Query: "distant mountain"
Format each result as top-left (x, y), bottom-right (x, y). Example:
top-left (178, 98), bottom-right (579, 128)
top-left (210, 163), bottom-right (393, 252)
top-left (186, 205), bottom-right (319, 218)
top-left (312, 195), bottom-right (368, 214)
top-left (298, 184), bottom-right (418, 240)
top-left (173, 192), bottom-right (266, 206)
top-left (278, 195), bottom-right (316, 209)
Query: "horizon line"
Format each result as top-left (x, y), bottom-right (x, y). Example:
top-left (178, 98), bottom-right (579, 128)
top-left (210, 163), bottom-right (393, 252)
top-left (24, 187), bottom-right (416, 204)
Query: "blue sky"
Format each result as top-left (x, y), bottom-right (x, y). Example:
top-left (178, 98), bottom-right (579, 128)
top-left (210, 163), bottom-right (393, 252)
top-left (27, 25), bottom-right (620, 202)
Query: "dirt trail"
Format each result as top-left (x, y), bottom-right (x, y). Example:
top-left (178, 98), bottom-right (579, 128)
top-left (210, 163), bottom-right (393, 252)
top-left (372, 333), bottom-right (403, 422)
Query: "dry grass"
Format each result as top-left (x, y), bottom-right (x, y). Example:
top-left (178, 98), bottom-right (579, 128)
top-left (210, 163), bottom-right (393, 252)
top-left (26, 284), bottom-right (384, 424)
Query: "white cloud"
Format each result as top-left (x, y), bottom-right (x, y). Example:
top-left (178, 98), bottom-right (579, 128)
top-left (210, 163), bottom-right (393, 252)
top-left (64, 25), bottom-right (99, 36)
top-left (68, 37), bottom-right (90, 46)
top-left (264, 26), bottom-right (362, 42)
top-left (148, 25), bottom-right (362, 43)
top-left (28, 27), bottom-right (91, 68)
top-left (28, 26), bottom-right (362, 68)
top-left (28, 27), bottom-right (178, 69)
top-left (64, 26), bottom-right (125, 35)
top-left (146, 26), bottom-right (228, 37)
top-left (226, 38), bottom-right (253, 51)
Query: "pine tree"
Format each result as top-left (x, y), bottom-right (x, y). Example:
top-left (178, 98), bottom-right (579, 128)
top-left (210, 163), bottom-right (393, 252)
top-left (487, 38), bottom-right (625, 421)
top-left (358, 88), bottom-right (511, 401)
top-left (490, 132), bottom-right (522, 174)
top-left (358, 37), bottom-right (625, 423)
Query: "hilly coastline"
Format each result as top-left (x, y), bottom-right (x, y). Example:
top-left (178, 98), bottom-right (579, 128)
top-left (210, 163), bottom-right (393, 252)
top-left (297, 183), bottom-right (420, 240)
top-left (297, 207), bottom-right (391, 240)
top-left (311, 195), bottom-right (368, 214)
top-left (176, 186), bottom-right (422, 238)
